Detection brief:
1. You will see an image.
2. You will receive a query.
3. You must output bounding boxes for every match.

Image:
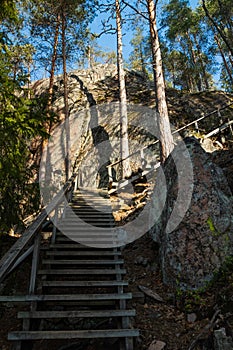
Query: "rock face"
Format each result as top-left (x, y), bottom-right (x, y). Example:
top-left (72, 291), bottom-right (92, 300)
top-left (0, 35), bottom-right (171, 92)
top-left (214, 328), bottom-right (233, 350)
top-left (150, 137), bottom-right (233, 290)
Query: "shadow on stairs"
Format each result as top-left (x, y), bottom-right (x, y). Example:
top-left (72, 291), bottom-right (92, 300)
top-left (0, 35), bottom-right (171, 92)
top-left (0, 188), bottom-right (139, 350)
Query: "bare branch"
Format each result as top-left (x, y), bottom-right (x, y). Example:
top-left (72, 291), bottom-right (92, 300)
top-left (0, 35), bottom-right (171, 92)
top-left (121, 0), bottom-right (149, 21)
top-left (91, 24), bottom-right (117, 38)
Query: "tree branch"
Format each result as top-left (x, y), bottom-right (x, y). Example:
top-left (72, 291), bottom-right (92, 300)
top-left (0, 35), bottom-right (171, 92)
top-left (121, 0), bottom-right (149, 21)
top-left (202, 0), bottom-right (233, 56)
top-left (92, 27), bottom-right (117, 38)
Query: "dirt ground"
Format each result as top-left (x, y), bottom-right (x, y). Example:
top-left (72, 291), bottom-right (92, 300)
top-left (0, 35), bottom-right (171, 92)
top-left (123, 233), bottom-right (233, 350)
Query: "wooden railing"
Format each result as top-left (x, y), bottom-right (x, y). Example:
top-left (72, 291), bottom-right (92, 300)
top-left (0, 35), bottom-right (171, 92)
top-left (0, 173), bottom-right (78, 286)
top-left (107, 101), bottom-right (233, 192)
top-left (0, 102), bottom-right (232, 282)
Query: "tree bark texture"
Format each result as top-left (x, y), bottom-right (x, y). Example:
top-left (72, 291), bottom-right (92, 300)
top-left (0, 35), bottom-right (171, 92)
top-left (147, 0), bottom-right (174, 162)
top-left (47, 14), bottom-right (60, 114)
top-left (116, 0), bottom-right (131, 178)
top-left (202, 0), bottom-right (233, 57)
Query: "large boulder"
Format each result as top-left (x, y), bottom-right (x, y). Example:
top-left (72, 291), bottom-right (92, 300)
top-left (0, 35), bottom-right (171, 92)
top-left (150, 137), bottom-right (233, 290)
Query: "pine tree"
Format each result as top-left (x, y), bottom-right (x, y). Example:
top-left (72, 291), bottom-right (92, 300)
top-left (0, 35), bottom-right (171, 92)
top-left (129, 27), bottom-right (149, 76)
top-left (161, 0), bottom-right (214, 92)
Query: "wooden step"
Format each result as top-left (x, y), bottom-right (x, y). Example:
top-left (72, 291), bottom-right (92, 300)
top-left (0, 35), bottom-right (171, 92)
top-left (53, 237), bottom-right (118, 242)
top-left (55, 233), bottom-right (117, 239)
top-left (18, 309), bottom-right (136, 319)
top-left (69, 206), bottom-right (113, 210)
top-left (46, 251), bottom-right (121, 256)
top-left (42, 280), bottom-right (128, 287)
top-left (54, 239), bottom-right (121, 247)
top-left (0, 293), bottom-right (132, 302)
top-left (42, 244), bottom-right (119, 250)
top-left (38, 268), bottom-right (126, 275)
top-left (42, 259), bottom-right (124, 265)
top-left (58, 227), bottom-right (116, 234)
top-left (63, 217), bottom-right (115, 222)
top-left (8, 329), bottom-right (139, 340)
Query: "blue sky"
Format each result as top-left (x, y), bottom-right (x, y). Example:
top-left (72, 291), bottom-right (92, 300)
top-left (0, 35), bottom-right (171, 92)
top-left (90, 0), bottom-right (199, 63)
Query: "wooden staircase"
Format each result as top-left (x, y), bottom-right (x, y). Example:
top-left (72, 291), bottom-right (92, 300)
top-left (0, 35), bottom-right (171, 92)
top-left (0, 188), bottom-right (139, 350)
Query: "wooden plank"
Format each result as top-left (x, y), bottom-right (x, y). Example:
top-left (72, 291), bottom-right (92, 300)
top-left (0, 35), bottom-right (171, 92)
top-left (0, 293), bottom-right (132, 302)
top-left (58, 226), bottom-right (116, 232)
top-left (51, 206), bottom-right (58, 244)
top-left (18, 309), bottom-right (136, 319)
top-left (56, 238), bottom-right (118, 243)
top-left (62, 217), bottom-right (115, 222)
top-left (7, 245), bottom-right (34, 276)
top-left (8, 329), bottom-right (139, 340)
top-left (56, 300), bottom-right (116, 307)
top-left (42, 259), bottom-right (124, 265)
top-left (204, 119), bottom-right (233, 138)
top-left (38, 268), bottom-right (126, 275)
top-left (29, 234), bottom-right (41, 295)
top-left (42, 244), bottom-right (115, 249)
top-left (54, 234), bottom-right (117, 240)
top-left (42, 280), bottom-right (128, 287)
top-left (46, 251), bottom-right (121, 256)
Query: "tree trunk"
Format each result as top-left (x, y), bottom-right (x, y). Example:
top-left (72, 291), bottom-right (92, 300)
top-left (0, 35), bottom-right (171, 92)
top-left (146, 0), bottom-right (174, 162)
top-left (193, 33), bottom-right (210, 90)
top-left (42, 14), bottom-right (61, 185)
top-left (61, 8), bottom-right (71, 181)
top-left (47, 14), bottom-right (60, 114)
top-left (202, 0), bottom-right (233, 57)
top-left (115, 0), bottom-right (131, 178)
top-left (215, 34), bottom-right (233, 85)
top-left (186, 31), bottom-right (202, 92)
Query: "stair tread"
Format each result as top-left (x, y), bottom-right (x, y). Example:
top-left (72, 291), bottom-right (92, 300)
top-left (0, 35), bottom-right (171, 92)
top-left (0, 293), bottom-right (132, 302)
top-left (42, 244), bottom-right (121, 249)
top-left (42, 280), bottom-right (128, 287)
top-left (18, 309), bottom-right (136, 318)
top-left (46, 251), bottom-right (121, 256)
top-left (8, 329), bottom-right (139, 340)
top-left (38, 268), bottom-right (126, 274)
top-left (42, 259), bottom-right (124, 265)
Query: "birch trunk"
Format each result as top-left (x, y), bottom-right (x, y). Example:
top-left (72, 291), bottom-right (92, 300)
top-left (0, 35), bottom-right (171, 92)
top-left (147, 0), bottom-right (174, 163)
top-left (116, 0), bottom-right (131, 178)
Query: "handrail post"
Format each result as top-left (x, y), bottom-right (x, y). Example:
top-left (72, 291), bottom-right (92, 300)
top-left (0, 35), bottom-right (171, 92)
top-left (228, 118), bottom-right (233, 136)
top-left (140, 148), bottom-right (145, 169)
top-left (74, 174), bottom-right (78, 192)
top-left (108, 166), bottom-right (113, 183)
top-left (218, 108), bottom-right (225, 144)
top-left (29, 232), bottom-right (41, 295)
top-left (51, 206), bottom-right (58, 244)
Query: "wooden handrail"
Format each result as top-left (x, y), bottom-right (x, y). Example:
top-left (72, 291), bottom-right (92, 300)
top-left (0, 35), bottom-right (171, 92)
top-left (0, 173), bottom-right (78, 284)
top-left (107, 102), bottom-right (233, 169)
